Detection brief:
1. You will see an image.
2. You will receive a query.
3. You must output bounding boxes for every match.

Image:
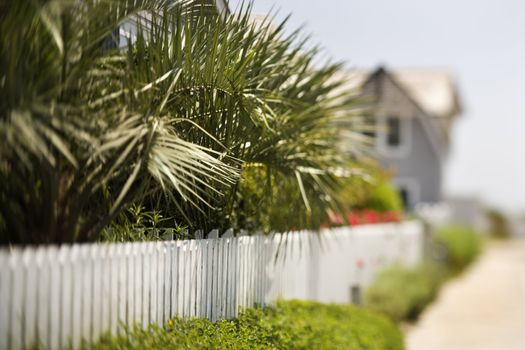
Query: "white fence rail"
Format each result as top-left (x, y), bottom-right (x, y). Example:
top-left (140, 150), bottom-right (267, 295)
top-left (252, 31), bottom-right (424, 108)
top-left (0, 221), bottom-right (423, 350)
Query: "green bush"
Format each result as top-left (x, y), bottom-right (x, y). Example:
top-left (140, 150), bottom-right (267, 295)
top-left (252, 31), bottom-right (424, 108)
top-left (435, 225), bottom-right (482, 273)
top-left (339, 163), bottom-right (404, 214)
top-left (364, 264), bottom-right (447, 322)
top-left (365, 225), bottom-right (482, 323)
top-left (88, 300), bottom-right (404, 350)
top-left (357, 180), bottom-right (404, 213)
top-left (486, 209), bottom-right (511, 239)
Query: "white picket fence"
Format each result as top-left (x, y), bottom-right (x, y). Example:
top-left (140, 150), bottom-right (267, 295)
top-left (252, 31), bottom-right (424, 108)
top-left (0, 221), bottom-right (423, 350)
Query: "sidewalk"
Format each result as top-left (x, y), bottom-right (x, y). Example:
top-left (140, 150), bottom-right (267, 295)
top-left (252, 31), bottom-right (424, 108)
top-left (406, 239), bottom-right (525, 350)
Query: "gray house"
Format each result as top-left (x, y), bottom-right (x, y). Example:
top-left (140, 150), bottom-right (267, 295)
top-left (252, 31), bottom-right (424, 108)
top-left (110, 0), bottom-right (230, 48)
top-left (355, 67), bottom-right (462, 210)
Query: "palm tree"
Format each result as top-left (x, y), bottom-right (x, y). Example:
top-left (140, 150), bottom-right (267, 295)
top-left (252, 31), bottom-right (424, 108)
top-left (0, 0), bottom-right (369, 244)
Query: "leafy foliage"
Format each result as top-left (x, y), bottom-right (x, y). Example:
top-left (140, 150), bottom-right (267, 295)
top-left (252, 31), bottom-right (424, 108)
top-left (355, 179), bottom-right (403, 213)
top-left (99, 205), bottom-right (190, 242)
top-left (0, 0), bottom-right (369, 244)
top-left (231, 161), bottom-right (403, 234)
top-left (486, 208), bottom-right (511, 239)
top-left (434, 225), bottom-right (482, 273)
top-left (365, 263), bottom-right (448, 322)
top-left (365, 225), bottom-right (482, 322)
top-left (88, 300), bottom-right (404, 350)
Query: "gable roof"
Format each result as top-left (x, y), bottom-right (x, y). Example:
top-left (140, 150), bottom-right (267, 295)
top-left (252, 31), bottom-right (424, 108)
top-left (343, 66), bottom-right (462, 155)
top-left (391, 69), bottom-right (461, 119)
top-left (351, 67), bottom-right (462, 120)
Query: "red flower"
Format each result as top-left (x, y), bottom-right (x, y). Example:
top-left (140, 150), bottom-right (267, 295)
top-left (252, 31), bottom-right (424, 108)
top-left (347, 212), bottom-right (361, 225)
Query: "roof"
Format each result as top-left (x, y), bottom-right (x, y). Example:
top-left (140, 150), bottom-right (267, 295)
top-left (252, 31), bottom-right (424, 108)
top-left (392, 69), bottom-right (461, 119)
top-left (344, 67), bottom-right (462, 119)
top-left (333, 66), bottom-right (463, 158)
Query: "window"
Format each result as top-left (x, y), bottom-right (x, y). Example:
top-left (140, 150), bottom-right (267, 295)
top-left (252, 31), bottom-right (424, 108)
top-left (387, 117), bottom-right (401, 146)
top-left (399, 187), bottom-right (410, 210)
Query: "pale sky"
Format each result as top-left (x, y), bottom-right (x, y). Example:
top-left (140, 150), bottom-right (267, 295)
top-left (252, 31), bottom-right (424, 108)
top-left (231, 0), bottom-right (525, 213)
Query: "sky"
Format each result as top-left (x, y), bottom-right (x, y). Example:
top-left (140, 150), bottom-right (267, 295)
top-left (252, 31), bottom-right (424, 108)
top-left (230, 0), bottom-right (525, 213)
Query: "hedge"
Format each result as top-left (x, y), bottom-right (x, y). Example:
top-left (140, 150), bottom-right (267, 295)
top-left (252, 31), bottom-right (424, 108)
top-left (365, 225), bottom-right (482, 322)
top-left (434, 225), bottom-right (482, 273)
top-left (364, 263), bottom-right (448, 322)
top-left (88, 300), bottom-right (404, 350)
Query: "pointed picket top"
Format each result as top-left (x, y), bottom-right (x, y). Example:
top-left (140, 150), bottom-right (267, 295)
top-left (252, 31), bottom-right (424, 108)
top-left (194, 230), bottom-right (204, 240)
top-left (208, 229), bottom-right (219, 239)
top-left (222, 229), bottom-right (234, 238)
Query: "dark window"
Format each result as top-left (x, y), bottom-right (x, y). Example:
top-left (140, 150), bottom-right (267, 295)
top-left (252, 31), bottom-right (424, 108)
top-left (387, 117), bottom-right (401, 146)
top-left (399, 187), bottom-right (409, 210)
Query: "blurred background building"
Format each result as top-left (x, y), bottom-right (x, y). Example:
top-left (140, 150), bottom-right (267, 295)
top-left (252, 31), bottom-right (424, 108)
top-left (355, 67), bottom-right (462, 210)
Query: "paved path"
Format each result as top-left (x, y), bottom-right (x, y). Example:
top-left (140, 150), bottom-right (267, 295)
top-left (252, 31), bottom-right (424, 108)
top-left (406, 239), bottom-right (525, 350)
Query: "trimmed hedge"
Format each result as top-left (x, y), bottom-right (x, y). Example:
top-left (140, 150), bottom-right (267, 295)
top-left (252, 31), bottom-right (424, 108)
top-left (364, 263), bottom-right (448, 322)
top-left (89, 300), bottom-right (404, 350)
top-left (435, 224), bottom-right (482, 273)
top-left (486, 209), bottom-right (511, 239)
top-left (365, 225), bottom-right (482, 323)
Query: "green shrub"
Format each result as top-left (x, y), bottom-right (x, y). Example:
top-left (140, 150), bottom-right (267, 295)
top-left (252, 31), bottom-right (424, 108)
top-left (435, 225), bottom-right (482, 273)
top-left (88, 300), bottom-right (404, 350)
top-left (486, 209), bottom-right (511, 239)
top-left (365, 225), bottom-right (482, 323)
top-left (358, 180), bottom-right (404, 213)
top-left (364, 263), bottom-right (447, 322)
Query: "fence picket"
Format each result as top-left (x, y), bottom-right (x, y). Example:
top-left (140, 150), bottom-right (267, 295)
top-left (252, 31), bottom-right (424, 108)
top-left (22, 248), bottom-right (37, 349)
top-left (48, 247), bottom-right (61, 349)
top-left (170, 242), bottom-right (179, 318)
top-left (108, 244), bottom-right (119, 336)
top-left (148, 243), bottom-right (157, 324)
top-left (206, 239), bottom-right (213, 320)
top-left (189, 240), bottom-right (196, 318)
top-left (211, 239), bottom-right (218, 322)
top-left (156, 242), bottom-right (164, 324)
top-left (141, 243), bottom-right (150, 328)
top-left (131, 244), bottom-right (142, 327)
top-left (91, 247), bottom-right (102, 343)
top-left (100, 245), bottom-right (111, 337)
top-left (199, 240), bottom-right (207, 318)
top-left (163, 243), bottom-right (171, 323)
top-left (9, 250), bottom-right (23, 350)
top-left (69, 246), bottom-right (82, 349)
top-left (116, 244), bottom-right (127, 335)
top-left (176, 243), bottom-right (184, 318)
top-left (0, 250), bottom-right (10, 350)
top-left (181, 241), bottom-right (189, 318)
top-left (36, 248), bottom-right (51, 349)
top-left (195, 240), bottom-right (203, 318)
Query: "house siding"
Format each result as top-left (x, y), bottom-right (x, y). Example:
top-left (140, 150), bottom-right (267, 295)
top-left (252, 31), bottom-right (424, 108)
top-left (382, 117), bottom-right (442, 208)
top-left (361, 70), bottom-right (444, 210)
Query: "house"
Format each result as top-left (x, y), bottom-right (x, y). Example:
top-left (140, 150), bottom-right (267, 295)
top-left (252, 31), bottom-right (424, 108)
top-left (106, 0), bottom-right (230, 48)
top-left (354, 67), bottom-right (462, 210)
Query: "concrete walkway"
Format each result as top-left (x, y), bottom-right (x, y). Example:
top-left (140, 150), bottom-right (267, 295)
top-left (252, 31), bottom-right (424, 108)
top-left (406, 239), bottom-right (525, 350)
